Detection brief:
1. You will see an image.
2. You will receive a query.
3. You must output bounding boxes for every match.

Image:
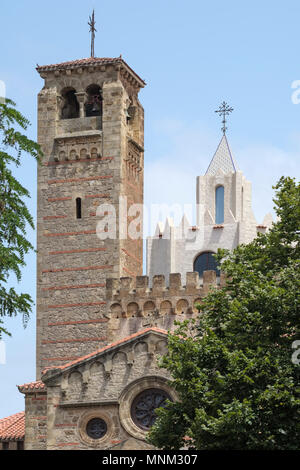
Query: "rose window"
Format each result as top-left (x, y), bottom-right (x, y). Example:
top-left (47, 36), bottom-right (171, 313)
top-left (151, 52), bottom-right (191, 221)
top-left (131, 388), bottom-right (171, 430)
top-left (86, 418), bottom-right (107, 439)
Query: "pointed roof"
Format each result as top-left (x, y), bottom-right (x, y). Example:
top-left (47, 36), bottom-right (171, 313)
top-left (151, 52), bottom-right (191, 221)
top-left (206, 134), bottom-right (238, 176)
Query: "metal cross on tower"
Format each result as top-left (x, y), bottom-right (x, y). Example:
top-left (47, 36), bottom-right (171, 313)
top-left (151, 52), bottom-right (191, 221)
top-left (215, 101), bottom-right (234, 135)
top-left (88, 10), bottom-right (97, 58)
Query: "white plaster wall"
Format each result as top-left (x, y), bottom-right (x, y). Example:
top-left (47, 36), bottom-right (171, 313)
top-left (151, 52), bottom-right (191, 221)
top-left (147, 164), bottom-right (271, 285)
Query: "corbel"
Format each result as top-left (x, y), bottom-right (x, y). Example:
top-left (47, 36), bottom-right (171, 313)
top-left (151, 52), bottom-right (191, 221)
top-left (104, 358), bottom-right (113, 379)
top-left (61, 374), bottom-right (68, 397)
top-left (127, 351), bottom-right (134, 367)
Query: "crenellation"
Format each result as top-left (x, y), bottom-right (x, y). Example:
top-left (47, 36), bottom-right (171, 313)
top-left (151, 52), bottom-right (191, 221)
top-left (203, 270), bottom-right (217, 289)
top-left (186, 271), bottom-right (200, 293)
top-left (119, 277), bottom-right (135, 296)
top-left (135, 275), bottom-right (149, 296)
top-left (105, 270), bottom-right (219, 330)
top-left (169, 272), bottom-right (183, 293)
top-left (152, 274), bottom-right (166, 295)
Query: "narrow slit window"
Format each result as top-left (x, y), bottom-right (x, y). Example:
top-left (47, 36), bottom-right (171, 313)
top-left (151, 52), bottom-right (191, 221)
top-left (76, 197), bottom-right (82, 219)
top-left (215, 185), bottom-right (224, 224)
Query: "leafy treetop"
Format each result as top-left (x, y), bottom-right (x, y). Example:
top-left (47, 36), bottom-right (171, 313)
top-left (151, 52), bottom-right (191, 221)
top-left (0, 98), bottom-right (42, 337)
top-left (148, 177), bottom-right (300, 450)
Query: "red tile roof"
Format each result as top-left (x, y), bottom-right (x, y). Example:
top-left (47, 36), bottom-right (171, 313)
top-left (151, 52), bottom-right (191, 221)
top-left (0, 412), bottom-right (25, 441)
top-left (42, 327), bottom-right (168, 375)
top-left (36, 56), bottom-right (118, 69)
top-left (36, 56), bottom-right (146, 86)
top-left (18, 380), bottom-right (46, 393)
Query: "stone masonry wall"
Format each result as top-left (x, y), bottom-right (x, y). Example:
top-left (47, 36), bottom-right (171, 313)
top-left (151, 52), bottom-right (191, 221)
top-left (43, 331), bottom-right (172, 450)
top-left (23, 392), bottom-right (47, 450)
top-left (106, 270), bottom-right (222, 342)
top-left (36, 61), bottom-right (145, 378)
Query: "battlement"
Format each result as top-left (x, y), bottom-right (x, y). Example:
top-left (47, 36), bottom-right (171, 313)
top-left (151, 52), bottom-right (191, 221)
top-left (106, 271), bottom-right (224, 318)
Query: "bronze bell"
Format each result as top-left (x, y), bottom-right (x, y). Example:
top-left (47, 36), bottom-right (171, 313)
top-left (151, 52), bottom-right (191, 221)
top-left (125, 108), bottom-right (131, 120)
top-left (91, 95), bottom-right (101, 112)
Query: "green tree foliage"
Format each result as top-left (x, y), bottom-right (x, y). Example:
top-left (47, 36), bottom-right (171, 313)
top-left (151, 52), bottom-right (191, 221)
top-left (148, 177), bottom-right (300, 450)
top-left (0, 98), bottom-right (42, 337)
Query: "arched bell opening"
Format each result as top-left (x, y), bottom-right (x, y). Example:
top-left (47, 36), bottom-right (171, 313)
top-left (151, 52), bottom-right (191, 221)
top-left (85, 84), bottom-right (102, 117)
top-left (61, 88), bottom-right (79, 119)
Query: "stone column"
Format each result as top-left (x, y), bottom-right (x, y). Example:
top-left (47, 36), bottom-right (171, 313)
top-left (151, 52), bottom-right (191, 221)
top-left (75, 91), bottom-right (87, 118)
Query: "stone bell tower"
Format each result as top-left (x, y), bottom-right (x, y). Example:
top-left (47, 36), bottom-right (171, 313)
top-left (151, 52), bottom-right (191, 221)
top-left (36, 57), bottom-right (145, 378)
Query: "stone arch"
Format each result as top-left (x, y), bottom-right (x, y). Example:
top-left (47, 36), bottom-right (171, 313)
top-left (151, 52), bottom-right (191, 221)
top-left (68, 370), bottom-right (82, 384)
top-left (69, 149), bottom-right (77, 160)
top-left (91, 147), bottom-right (98, 158)
top-left (112, 352), bottom-right (127, 364)
top-left (176, 299), bottom-right (189, 314)
top-left (85, 84), bottom-right (102, 117)
top-left (67, 370), bottom-right (82, 400)
top-left (88, 361), bottom-right (106, 400)
top-left (111, 352), bottom-right (128, 378)
top-left (61, 87), bottom-right (79, 119)
top-left (110, 303), bottom-right (122, 319)
top-left (134, 341), bottom-right (148, 355)
top-left (143, 301), bottom-right (156, 316)
top-left (80, 148), bottom-right (87, 159)
top-left (59, 150), bottom-right (66, 160)
top-left (155, 340), bottom-right (168, 355)
top-left (160, 300), bottom-right (172, 315)
top-left (127, 302), bottom-right (139, 317)
top-left (89, 361), bottom-right (105, 376)
top-left (193, 297), bottom-right (202, 313)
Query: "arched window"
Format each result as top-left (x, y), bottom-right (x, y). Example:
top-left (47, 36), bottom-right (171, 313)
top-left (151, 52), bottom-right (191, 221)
top-left (194, 251), bottom-right (220, 277)
top-left (85, 84), bottom-right (102, 117)
top-left (215, 185), bottom-right (224, 224)
top-left (76, 198), bottom-right (82, 219)
top-left (61, 88), bottom-right (79, 119)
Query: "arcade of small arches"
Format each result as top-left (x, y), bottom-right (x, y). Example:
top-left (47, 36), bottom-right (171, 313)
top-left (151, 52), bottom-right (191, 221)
top-left (56, 145), bottom-right (101, 162)
top-left (65, 352), bottom-right (173, 444)
top-left (109, 297), bottom-right (203, 319)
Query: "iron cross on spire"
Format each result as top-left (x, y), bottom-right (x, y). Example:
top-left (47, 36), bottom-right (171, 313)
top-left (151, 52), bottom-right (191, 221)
top-left (215, 101), bottom-right (234, 135)
top-left (88, 9), bottom-right (97, 58)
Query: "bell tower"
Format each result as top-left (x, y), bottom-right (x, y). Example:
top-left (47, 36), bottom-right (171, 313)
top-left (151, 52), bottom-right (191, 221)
top-left (36, 57), bottom-right (145, 378)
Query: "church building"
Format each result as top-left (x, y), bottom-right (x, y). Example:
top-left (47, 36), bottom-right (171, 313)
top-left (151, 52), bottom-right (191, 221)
top-left (0, 49), bottom-right (272, 450)
top-left (147, 130), bottom-right (273, 285)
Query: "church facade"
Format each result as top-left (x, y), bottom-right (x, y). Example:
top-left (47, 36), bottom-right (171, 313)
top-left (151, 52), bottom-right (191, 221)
top-left (147, 134), bottom-right (273, 285)
top-left (0, 55), bottom-right (271, 450)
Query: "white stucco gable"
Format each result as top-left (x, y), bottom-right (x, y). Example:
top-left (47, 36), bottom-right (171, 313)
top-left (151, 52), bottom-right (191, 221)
top-left (147, 134), bottom-right (272, 285)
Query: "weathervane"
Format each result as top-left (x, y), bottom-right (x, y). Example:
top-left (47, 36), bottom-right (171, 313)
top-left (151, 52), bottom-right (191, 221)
top-left (88, 10), bottom-right (97, 58)
top-left (215, 101), bottom-right (234, 135)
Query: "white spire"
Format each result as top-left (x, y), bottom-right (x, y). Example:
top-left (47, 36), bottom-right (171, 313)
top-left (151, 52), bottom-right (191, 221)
top-left (205, 134), bottom-right (238, 176)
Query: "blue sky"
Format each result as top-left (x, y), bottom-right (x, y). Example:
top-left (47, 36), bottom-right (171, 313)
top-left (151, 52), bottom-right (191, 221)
top-left (1, 0), bottom-right (300, 418)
